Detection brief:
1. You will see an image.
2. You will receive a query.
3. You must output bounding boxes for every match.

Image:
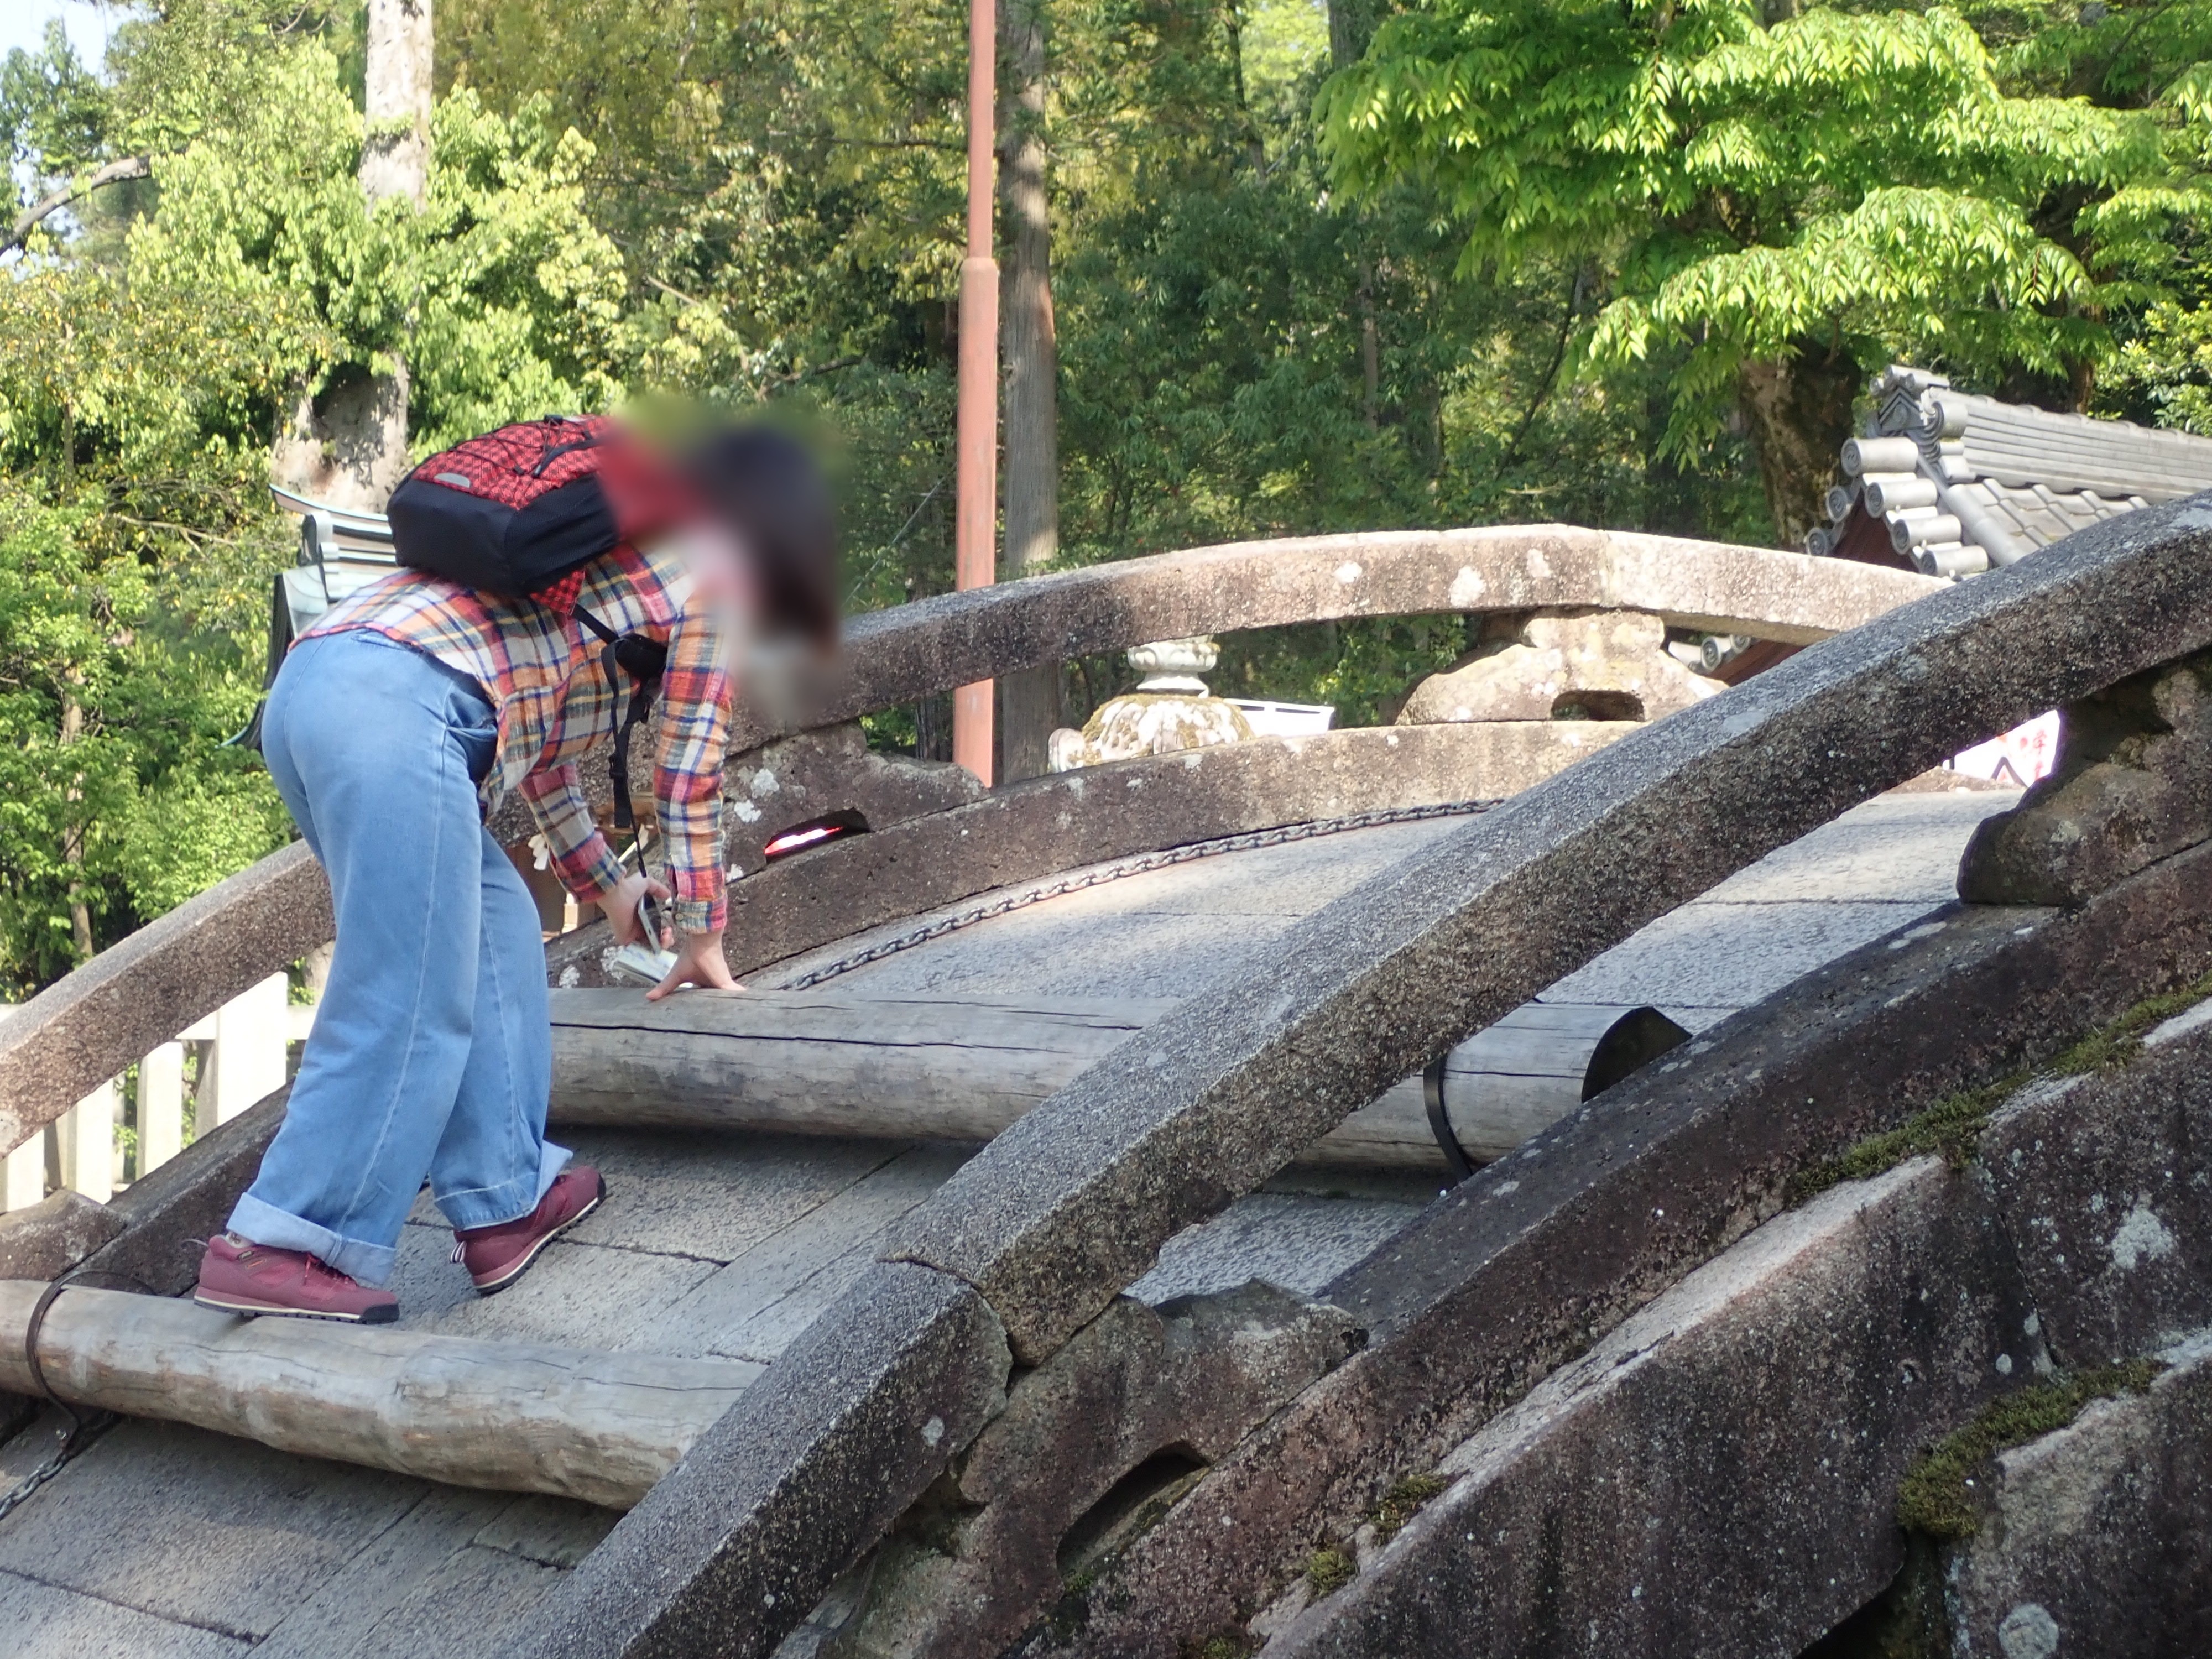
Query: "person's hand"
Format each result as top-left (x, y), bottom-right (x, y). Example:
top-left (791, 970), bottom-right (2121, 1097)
top-left (648, 931), bottom-right (742, 1000)
top-left (602, 873), bottom-right (671, 947)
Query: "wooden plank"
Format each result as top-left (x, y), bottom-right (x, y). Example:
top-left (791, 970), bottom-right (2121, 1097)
top-left (622, 1146), bottom-right (971, 1362)
top-left (0, 1282), bottom-right (752, 1510)
top-left (548, 990), bottom-right (1670, 1172)
top-left (549, 992), bottom-right (1180, 1145)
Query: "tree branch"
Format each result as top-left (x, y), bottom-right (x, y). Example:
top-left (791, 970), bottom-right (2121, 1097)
top-left (1501, 266), bottom-right (1590, 469)
top-left (4, 157), bottom-right (153, 257)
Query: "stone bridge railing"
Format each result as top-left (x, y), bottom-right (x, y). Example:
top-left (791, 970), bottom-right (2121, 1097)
top-left (502, 500), bottom-right (2212, 1658)
top-left (0, 525), bottom-right (1934, 1199)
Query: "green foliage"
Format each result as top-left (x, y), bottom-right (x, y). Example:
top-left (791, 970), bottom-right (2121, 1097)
top-left (0, 0), bottom-right (627, 992)
top-left (1320, 0), bottom-right (2208, 524)
top-left (0, 236), bottom-right (305, 989)
top-left (17, 0), bottom-right (2212, 990)
top-left (1896, 1360), bottom-right (2166, 1538)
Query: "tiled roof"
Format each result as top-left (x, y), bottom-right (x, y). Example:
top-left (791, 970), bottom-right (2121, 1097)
top-left (1807, 364), bottom-right (2212, 580)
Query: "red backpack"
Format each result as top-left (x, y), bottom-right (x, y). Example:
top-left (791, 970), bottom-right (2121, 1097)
top-left (387, 416), bottom-right (677, 830)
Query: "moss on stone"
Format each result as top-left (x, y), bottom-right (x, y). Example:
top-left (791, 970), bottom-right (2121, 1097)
top-left (1896, 1360), bottom-right (2167, 1540)
top-left (1368, 1473), bottom-right (1448, 1545)
top-left (1181, 1635), bottom-right (1254, 1659)
top-left (1786, 1073), bottom-right (2025, 1203)
top-left (2044, 965), bottom-right (2212, 1077)
top-left (1305, 1545), bottom-right (1357, 1599)
top-left (1788, 968), bottom-right (2212, 1206)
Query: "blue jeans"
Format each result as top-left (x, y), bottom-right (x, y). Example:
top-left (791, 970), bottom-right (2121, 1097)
top-left (232, 629), bottom-right (569, 1286)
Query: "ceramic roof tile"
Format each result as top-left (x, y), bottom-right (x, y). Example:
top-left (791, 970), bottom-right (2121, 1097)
top-left (1813, 365), bottom-right (2212, 580)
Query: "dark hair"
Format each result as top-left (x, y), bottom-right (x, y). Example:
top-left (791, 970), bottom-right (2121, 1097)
top-left (685, 425), bottom-right (839, 649)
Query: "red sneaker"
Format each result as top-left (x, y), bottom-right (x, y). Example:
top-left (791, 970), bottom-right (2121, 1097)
top-left (452, 1166), bottom-right (606, 1294)
top-left (194, 1234), bottom-right (399, 1324)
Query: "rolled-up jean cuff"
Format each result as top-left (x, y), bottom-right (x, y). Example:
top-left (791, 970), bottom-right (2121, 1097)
top-left (441, 1140), bottom-right (574, 1232)
top-left (226, 1192), bottom-right (398, 1288)
top-left (531, 1139), bottom-right (573, 1211)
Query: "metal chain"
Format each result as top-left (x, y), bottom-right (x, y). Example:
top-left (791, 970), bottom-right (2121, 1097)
top-left (0, 1269), bottom-right (158, 1522)
top-left (777, 798), bottom-right (1494, 990)
top-left (0, 1407), bottom-right (116, 1523)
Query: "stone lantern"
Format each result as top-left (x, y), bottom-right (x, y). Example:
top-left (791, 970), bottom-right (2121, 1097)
top-left (1047, 637), bottom-right (1256, 771)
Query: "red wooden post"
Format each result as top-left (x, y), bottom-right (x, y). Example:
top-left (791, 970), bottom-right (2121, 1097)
top-left (953, 0), bottom-right (1000, 784)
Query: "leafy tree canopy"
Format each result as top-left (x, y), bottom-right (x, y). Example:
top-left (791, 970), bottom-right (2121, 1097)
top-left (1320, 0), bottom-right (2212, 538)
top-left (0, 0), bottom-right (626, 992)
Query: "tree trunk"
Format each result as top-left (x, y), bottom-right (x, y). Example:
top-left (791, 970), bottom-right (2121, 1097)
top-left (273, 0), bottom-right (430, 510)
top-left (1357, 262), bottom-right (1381, 431)
top-left (1334, 2), bottom-right (1385, 438)
top-left (361, 0), bottom-right (433, 206)
top-left (998, 0), bottom-right (1060, 782)
top-left (270, 363), bottom-right (412, 512)
top-left (1328, 0), bottom-right (1380, 66)
top-left (1737, 344), bottom-right (1862, 548)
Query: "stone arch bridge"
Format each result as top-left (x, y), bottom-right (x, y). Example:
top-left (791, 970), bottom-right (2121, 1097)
top-left (0, 519), bottom-right (2206, 1657)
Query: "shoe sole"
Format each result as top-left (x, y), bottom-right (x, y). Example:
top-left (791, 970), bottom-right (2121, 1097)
top-left (192, 1290), bottom-right (399, 1324)
top-left (469, 1174), bottom-right (607, 1296)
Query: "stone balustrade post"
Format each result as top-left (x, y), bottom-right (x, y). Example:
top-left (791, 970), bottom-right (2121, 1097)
top-left (139, 1041), bottom-right (186, 1178)
top-left (202, 973), bottom-right (291, 1132)
top-left (56, 1079), bottom-right (116, 1204)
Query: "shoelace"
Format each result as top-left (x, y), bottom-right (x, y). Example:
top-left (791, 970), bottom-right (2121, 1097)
top-left (225, 1236), bottom-right (364, 1291)
top-left (304, 1256), bottom-right (357, 1289)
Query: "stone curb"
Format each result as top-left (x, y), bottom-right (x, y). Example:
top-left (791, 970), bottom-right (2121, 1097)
top-left (1262, 1157), bottom-right (2015, 1657)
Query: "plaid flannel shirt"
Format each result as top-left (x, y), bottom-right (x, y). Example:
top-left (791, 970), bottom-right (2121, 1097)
top-left (305, 542), bottom-right (735, 935)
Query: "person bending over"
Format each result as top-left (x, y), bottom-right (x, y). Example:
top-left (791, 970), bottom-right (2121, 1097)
top-left (195, 424), bottom-right (837, 1323)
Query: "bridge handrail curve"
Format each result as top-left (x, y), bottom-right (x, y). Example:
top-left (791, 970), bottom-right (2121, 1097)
top-left (0, 525), bottom-right (1937, 1165)
top-left (734, 524), bottom-right (1940, 750)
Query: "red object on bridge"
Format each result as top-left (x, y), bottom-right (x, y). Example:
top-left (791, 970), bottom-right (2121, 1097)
top-left (953, 0), bottom-right (999, 785)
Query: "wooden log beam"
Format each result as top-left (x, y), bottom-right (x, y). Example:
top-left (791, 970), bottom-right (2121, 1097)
top-left (0, 1282), bottom-right (752, 1509)
top-left (547, 990), bottom-right (1678, 1171)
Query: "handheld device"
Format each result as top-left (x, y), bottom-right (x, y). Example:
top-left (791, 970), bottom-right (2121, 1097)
top-left (607, 889), bottom-right (678, 988)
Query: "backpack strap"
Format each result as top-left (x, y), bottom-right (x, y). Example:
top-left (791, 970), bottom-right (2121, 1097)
top-left (570, 604), bottom-right (668, 833)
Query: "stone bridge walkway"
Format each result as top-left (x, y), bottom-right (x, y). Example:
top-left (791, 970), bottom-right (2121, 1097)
top-left (0, 784), bottom-right (2011, 1659)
